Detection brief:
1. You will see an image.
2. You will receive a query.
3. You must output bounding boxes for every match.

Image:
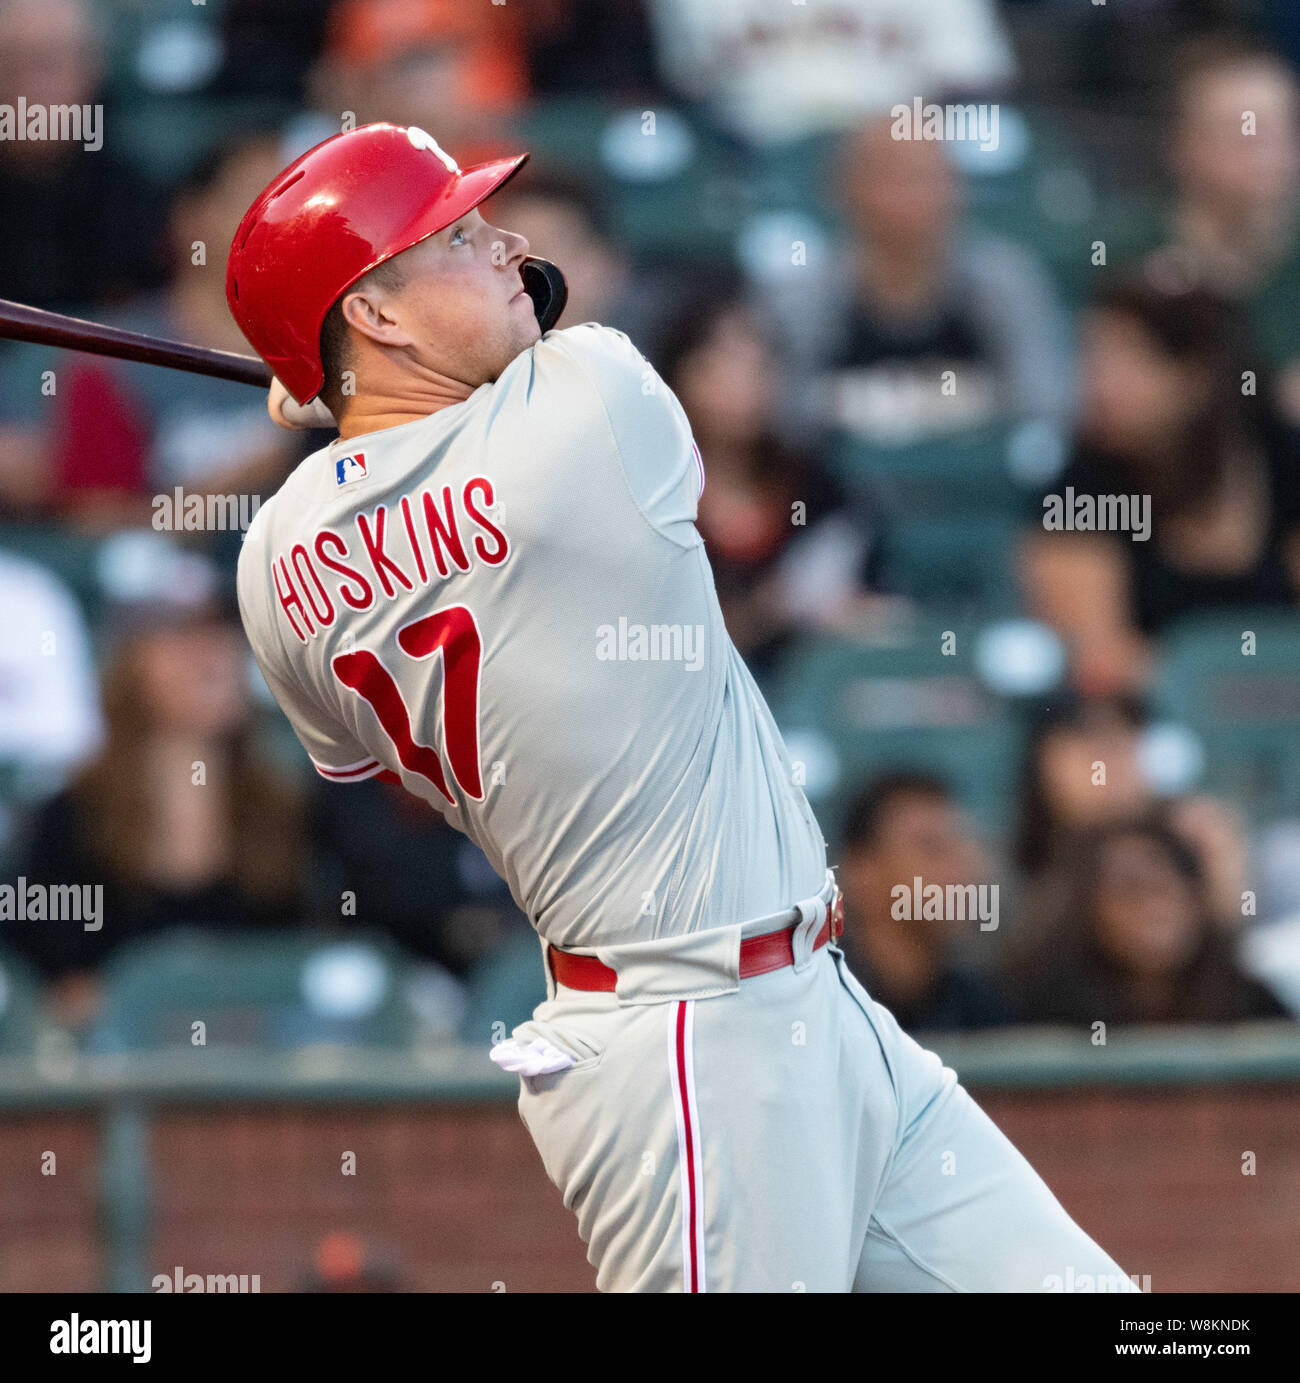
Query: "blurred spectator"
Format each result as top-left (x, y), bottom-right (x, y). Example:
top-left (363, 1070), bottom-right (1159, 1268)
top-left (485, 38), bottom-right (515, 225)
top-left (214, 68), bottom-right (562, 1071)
top-left (659, 292), bottom-right (886, 670)
top-left (0, 0), bottom-right (164, 312)
top-left (1149, 34), bottom-right (1300, 418)
top-left (489, 170), bottom-right (644, 338)
top-left (9, 584), bottom-right (305, 1028)
top-left (525, 0), bottom-right (663, 97)
top-left (1164, 793), bottom-right (1251, 935)
top-left (837, 771), bottom-right (1014, 1031)
top-left (0, 416), bottom-right (44, 516)
top-left (647, 0), bottom-right (1015, 147)
top-left (1014, 694), bottom-right (1152, 877)
top-left (770, 116), bottom-right (1075, 442)
top-left (1014, 694), bottom-right (1249, 931)
top-left (1266, 7), bottom-right (1300, 82)
top-left (309, 774), bottom-right (528, 981)
top-left (1240, 817), bottom-right (1300, 1016)
top-left (0, 548), bottom-right (102, 792)
top-left (211, 0), bottom-right (335, 105)
top-left (308, 0), bottom-right (528, 159)
top-left (1007, 817), bottom-right (1286, 1025)
top-left (0, 414), bottom-right (44, 520)
top-left (1020, 274), bottom-right (1300, 696)
top-left (0, 131), bottom-right (304, 524)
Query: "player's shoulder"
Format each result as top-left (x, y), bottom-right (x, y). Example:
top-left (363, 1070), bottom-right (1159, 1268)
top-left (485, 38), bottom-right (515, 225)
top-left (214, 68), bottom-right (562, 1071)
top-left (236, 437), bottom-right (329, 581)
top-left (237, 408), bottom-right (452, 577)
top-left (527, 322), bottom-right (653, 391)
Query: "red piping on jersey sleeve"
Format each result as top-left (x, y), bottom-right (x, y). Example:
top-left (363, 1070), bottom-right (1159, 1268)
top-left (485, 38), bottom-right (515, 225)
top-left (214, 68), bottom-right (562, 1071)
top-left (311, 756), bottom-right (385, 783)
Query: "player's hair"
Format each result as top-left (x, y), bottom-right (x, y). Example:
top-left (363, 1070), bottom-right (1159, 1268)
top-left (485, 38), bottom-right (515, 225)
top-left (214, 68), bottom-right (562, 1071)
top-left (317, 257), bottom-right (408, 417)
top-left (840, 771), bottom-right (954, 853)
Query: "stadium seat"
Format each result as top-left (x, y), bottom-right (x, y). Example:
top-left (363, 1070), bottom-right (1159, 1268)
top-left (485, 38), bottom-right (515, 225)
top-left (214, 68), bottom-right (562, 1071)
top-left (830, 425), bottom-right (1038, 517)
top-left (748, 131), bottom-right (841, 216)
top-left (114, 98), bottom-right (252, 190)
top-left (458, 927), bottom-right (547, 1046)
top-left (767, 620), bottom-right (1023, 843)
top-left (517, 96), bottom-right (619, 175)
top-left (519, 98), bottom-right (741, 259)
top-left (0, 762), bottom-right (20, 879)
top-left (959, 105), bottom-right (1164, 309)
top-left (880, 513), bottom-right (1021, 616)
top-left (1153, 610), bottom-right (1300, 823)
top-left (0, 950), bottom-right (48, 1056)
top-left (93, 929), bottom-right (422, 1053)
top-left (0, 527), bottom-right (105, 623)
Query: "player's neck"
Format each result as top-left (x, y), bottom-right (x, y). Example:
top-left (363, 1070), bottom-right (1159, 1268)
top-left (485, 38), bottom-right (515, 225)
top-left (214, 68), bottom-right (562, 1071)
top-left (336, 382), bottom-right (475, 440)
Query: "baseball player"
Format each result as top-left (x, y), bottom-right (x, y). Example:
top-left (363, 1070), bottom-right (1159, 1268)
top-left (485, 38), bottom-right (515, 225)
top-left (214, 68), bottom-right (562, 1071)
top-left (228, 123), bottom-right (1137, 1293)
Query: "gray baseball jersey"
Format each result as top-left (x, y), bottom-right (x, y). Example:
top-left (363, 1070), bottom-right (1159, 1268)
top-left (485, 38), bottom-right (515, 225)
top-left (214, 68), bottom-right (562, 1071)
top-left (237, 323), bottom-right (827, 948)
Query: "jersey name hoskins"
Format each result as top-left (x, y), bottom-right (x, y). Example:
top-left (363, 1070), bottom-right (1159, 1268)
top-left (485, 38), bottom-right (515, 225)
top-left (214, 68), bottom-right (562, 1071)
top-left (272, 474), bottom-right (508, 643)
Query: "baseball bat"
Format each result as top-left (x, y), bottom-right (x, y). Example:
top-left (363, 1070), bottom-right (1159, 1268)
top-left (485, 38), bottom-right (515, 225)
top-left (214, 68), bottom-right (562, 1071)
top-left (0, 297), bottom-right (270, 388)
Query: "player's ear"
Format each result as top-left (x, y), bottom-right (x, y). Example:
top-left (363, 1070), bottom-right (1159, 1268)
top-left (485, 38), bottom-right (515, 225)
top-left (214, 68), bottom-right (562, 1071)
top-left (340, 284), bottom-right (414, 349)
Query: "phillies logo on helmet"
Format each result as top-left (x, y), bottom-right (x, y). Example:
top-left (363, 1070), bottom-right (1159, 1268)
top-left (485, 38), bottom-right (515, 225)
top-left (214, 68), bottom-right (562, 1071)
top-left (335, 452), bottom-right (367, 486)
top-left (406, 126), bottom-right (459, 173)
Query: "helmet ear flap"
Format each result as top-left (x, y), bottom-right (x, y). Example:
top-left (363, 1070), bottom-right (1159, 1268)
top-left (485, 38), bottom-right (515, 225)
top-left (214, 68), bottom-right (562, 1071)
top-left (521, 257), bottom-right (568, 333)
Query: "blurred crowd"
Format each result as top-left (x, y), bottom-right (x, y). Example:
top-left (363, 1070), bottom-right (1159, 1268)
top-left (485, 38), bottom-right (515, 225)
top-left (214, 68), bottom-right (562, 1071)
top-left (3, 0), bottom-right (1300, 1047)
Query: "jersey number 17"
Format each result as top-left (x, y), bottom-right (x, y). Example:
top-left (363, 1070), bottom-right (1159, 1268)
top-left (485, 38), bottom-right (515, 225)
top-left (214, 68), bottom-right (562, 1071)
top-left (331, 605), bottom-right (484, 806)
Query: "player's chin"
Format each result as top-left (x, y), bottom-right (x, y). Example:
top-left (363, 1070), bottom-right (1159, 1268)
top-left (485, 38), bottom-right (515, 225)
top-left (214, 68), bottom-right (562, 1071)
top-left (488, 318), bottom-right (541, 380)
top-left (511, 303), bottom-right (543, 348)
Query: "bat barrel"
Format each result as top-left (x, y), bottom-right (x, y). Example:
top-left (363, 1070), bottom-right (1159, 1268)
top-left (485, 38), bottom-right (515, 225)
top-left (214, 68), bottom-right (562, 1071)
top-left (0, 297), bottom-right (271, 389)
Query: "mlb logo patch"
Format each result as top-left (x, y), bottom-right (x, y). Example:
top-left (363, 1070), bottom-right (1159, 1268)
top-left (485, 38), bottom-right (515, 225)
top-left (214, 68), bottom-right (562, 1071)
top-left (335, 452), bottom-right (367, 486)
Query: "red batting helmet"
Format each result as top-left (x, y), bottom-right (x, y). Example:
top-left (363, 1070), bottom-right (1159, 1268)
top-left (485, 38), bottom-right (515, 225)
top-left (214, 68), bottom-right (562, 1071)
top-left (226, 123), bottom-right (529, 404)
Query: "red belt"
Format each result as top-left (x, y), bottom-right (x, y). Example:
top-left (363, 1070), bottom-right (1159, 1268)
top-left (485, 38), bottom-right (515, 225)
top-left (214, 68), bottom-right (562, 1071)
top-left (548, 892), bottom-right (844, 992)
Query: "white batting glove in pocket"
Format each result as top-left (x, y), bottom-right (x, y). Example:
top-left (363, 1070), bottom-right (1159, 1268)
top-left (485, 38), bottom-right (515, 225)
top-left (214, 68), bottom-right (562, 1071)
top-left (489, 1035), bottom-right (577, 1076)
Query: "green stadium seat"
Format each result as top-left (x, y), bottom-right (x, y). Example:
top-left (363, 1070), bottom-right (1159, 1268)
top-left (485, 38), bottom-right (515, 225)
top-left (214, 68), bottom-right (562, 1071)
top-left (517, 96), bottom-right (614, 174)
top-left (98, 2), bottom-right (268, 191)
top-left (749, 131), bottom-right (841, 217)
top-left (1153, 610), bottom-right (1300, 823)
top-left (768, 620), bottom-right (1023, 845)
top-left (881, 513), bottom-right (1021, 616)
top-left (93, 929), bottom-right (422, 1053)
top-left (0, 527), bottom-right (105, 623)
top-left (0, 762), bottom-right (20, 879)
top-left (458, 928), bottom-right (547, 1046)
top-left (519, 99), bottom-right (741, 259)
top-left (830, 425), bottom-right (1034, 517)
top-left (960, 106), bottom-right (1164, 309)
top-left (0, 950), bottom-right (48, 1056)
top-left (114, 96), bottom-right (296, 191)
